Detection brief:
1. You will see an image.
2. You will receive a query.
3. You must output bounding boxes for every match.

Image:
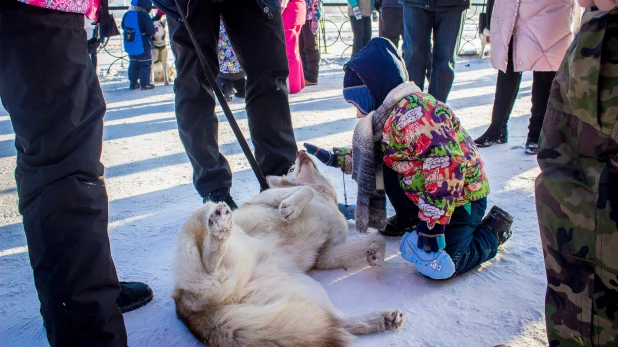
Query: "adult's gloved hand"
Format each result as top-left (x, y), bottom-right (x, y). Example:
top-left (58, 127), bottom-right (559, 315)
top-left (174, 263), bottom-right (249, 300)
top-left (303, 143), bottom-right (352, 174)
top-left (353, 6), bottom-right (363, 20)
top-left (416, 221), bottom-right (446, 252)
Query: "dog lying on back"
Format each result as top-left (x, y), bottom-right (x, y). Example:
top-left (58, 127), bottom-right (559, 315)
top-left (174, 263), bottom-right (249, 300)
top-left (173, 151), bottom-right (404, 346)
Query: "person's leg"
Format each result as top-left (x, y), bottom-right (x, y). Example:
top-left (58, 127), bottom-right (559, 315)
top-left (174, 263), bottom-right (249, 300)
top-left (138, 50), bottom-right (153, 87)
top-left (427, 8), bottom-right (463, 102)
top-left (300, 20), bottom-right (320, 84)
top-left (381, 7), bottom-right (402, 48)
top-left (443, 198), bottom-right (499, 276)
top-left (0, 2), bottom-right (127, 345)
top-left (350, 15), bottom-right (365, 57)
top-left (362, 16), bottom-right (372, 47)
top-left (299, 21), bottom-right (308, 71)
top-left (284, 24), bottom-right (305, 94)
top-left (221, 0), bottom-right (297, 177)
top-left (383, 164), bottom-right (420, 222)
top-left (91, 52), bottom-right (98, 70)
top-left (402, 5), bottom-right (432, 91)
top-left (128, 54), bottom-right (139, 85)
top-left (475, 38), bottom-right (522, 145)
top-left (528, 71), bottom-right (556, 142)
top-left (173, 5), bottom-right (233, 198)
top-left (232, 77), bottom-right (246, 98)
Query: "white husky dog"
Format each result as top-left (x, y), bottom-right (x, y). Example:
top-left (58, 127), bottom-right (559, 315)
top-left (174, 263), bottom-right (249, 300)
top-left (173, 151), bottom-right (404, 347)
top-left (151, 19), bottom-right (176, 85)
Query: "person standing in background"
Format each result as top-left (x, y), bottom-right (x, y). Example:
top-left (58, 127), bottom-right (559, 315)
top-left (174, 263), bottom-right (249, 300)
top-left (400, 0), bottom-right (469, 103)
top-left (348, 0), bottom-right (374, 56)
top-left (474, 0), bottom-right (576, 154)
top-left (299, 0), bottom-right (322, 86)
top-left (121, 0), bottom-right (156, 90)
top-left (282, 0), bottom-right (308, 93)
top-left (375, 0), bottom-right (402, 48)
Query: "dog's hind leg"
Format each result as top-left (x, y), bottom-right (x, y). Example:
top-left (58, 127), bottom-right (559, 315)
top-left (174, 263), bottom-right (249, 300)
top-left (202, 203), bottom-right (234, 273)
top-left (315, 234), bottom-right (386, 269)
top-left (341, 310), bottom-right (404, 335)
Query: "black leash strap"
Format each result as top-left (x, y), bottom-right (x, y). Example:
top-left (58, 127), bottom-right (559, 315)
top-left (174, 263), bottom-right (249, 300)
top-left (174, 4), bottom-right (270, 191)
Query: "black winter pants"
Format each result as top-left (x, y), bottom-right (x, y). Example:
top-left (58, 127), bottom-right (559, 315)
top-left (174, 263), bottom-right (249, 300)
top-left (172, 0), bottom-right (298, 197)
top-left (299, 20), bottom-right (320, 84)
top-left (0, 2), bottom-right (126, 346)
top-left (350, 16), bottom-right (372, 57)
top-left (380, 7), bottom-right (403, 48)
top-left (487, 38), bottom-right (557, 141)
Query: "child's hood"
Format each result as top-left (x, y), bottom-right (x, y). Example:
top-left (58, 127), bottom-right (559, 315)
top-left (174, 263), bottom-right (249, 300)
top-left (131, 0), bottom-right (153, 11)
top-left (344, 38), bottom-right (408, 111)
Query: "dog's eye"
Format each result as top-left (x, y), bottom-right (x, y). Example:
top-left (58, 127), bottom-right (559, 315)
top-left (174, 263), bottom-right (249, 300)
top-left (287, 166), bottom-right (295, 174)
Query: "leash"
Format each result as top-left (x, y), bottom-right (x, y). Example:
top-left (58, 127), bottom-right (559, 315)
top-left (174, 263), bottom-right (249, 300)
top-left (174, 5), bottom-right (270, 191)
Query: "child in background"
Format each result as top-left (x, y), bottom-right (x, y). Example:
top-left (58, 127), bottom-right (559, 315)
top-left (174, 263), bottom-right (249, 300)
top-left (217, 19), bottom-right (246, 102)
top-left (299, 0), bottom-right (322, 86)
top-left (305, 38), bottom-right (513, 280)
top-left (121, 0), bottom-right (156, 90)
top-left (282, 0), bottom-right (307, 93)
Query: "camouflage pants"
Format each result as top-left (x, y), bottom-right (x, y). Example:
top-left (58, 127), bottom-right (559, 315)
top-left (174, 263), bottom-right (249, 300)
top-left (535, 8), bottom-right (618, 347)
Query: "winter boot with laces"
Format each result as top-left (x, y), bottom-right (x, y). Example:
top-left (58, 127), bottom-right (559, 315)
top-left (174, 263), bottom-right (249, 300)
top-left (203, 187), bottom-right (238, 210)
top-left (482, 206), bottom-right (514, 245)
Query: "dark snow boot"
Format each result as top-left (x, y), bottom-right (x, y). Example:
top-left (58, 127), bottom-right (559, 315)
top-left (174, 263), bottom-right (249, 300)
top-left (482, 206), bottom-right (513, 245)
top-left (524, 137), bottom-right (539, 155)
top-left (204, 187), bottom-right (238, 210)
top-left (474, 126), bottom-right (508, 148)
top-left (117, 281), bottom-right (153, 313)
top-left (379, 215), bottom-right (419, 237)
top-left (141, 84), bottom-right (155, 90)
top-left (130, 82), bottom-right (141, 90)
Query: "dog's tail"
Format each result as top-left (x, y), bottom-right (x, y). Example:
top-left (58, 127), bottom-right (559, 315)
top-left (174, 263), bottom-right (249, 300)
top-left (209, 299), bottom-right (354, 347)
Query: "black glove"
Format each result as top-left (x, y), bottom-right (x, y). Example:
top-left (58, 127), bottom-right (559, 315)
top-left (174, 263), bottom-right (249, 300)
top-left (416, 222), bottom-right (446, 253)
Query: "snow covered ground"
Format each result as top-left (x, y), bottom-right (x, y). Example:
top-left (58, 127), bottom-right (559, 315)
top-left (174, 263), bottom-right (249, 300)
top-left (1, 47), bottom-right (548, 346)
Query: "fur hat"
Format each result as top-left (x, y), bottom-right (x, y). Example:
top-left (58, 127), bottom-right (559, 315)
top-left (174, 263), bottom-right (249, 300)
top-left (343, 68), bottom-right (374, 115)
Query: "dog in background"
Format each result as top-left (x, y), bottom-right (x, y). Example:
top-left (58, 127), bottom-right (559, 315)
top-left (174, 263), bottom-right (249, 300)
top-left (173, 151), bottom-right (404, 347)
top-left (151, 19), bottom-right (176, 85)
top-left (479, 28), bottom-right (491, 58)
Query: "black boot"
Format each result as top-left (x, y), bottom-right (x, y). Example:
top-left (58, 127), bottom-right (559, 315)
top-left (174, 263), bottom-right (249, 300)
top-left (379, 215), bottom-right (419, 237)
top-left (474, 126), bottom-right (508, 148)
top-left (141, 84), bottom-right (155, 90)
top-left (482, 206), bottom-right (513, 245)
top-left (129, 82), bottom-right (141, 90)
top-left (203, 187), bottom-right (238, 210)
top-left (524, 136), bottom-right (539, 155)
top-left (217, 77), bottom-right (235, 102)
top-left (117, 281), bottom-right (153, 313)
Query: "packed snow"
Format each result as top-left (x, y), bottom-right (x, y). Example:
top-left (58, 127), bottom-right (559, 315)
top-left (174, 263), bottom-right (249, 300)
top-left (1, 32), bottom-right (547, 346)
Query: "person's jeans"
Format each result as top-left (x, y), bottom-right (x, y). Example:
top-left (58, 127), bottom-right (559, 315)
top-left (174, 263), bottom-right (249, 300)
top-left (402, 6), bottom-right (463, 102)
top-left (128, 51), bottom-right (152, 86)
top-left (0, 2), bottom-right (126, 345)
top-left (171, 0), bottom-right (297, 197)
top-left (380, 7), bottom-right (403, 48)
top-left (485, 38), bottom-right (556, 141)
top-left (299, 20), bottom-right (320, 83)
top-left (350, 16), bottom-right (372, 56)
top-left (383, 165), bottom-right (498, 276)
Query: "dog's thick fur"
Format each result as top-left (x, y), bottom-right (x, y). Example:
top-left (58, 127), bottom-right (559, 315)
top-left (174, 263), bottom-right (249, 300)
top-left (151, 19), bottom-right (176, 85)
top-left (173, 151), bottom-right (404, 347)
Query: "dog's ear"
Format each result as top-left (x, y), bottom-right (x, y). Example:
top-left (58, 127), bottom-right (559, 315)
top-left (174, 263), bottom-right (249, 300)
top-left (266, 176), bottom-right (283, 188)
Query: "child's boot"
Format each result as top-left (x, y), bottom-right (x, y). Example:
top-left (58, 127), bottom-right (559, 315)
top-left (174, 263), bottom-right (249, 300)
top-left (482, 206), bottom-right (513, 245)
top-left (141, 84), bottom-right (155, 90)
top-left (130, 82), bottom-right (141, 90)
top-left (379, 215), bottom-right (418, 237)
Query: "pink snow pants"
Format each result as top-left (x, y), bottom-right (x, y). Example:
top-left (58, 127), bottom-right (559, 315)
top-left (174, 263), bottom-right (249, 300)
top-left (282, 0), bottom-right (306, 94)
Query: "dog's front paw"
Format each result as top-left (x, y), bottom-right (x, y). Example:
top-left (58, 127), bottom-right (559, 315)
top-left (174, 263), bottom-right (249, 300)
top-left (366, 235), bottom-right (386, 266)
top-left (383, 310), bottom-right (404, 331)
top-left (208, 203), bottom-right (233, 239)
top-left (279, 200), bottom-right (301, 222)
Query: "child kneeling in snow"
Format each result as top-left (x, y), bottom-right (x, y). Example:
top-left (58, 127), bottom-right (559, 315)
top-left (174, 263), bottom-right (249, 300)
top-left (305, 37), bottom-right (513, 280)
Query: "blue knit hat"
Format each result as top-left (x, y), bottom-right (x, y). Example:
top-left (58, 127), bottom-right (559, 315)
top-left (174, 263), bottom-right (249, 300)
top-left (343, 67), bottom-right (374, 115)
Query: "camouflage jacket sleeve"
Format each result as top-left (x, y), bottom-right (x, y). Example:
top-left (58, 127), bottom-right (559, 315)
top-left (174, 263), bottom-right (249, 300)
top-left (382, 94), bottom-right (466, 225)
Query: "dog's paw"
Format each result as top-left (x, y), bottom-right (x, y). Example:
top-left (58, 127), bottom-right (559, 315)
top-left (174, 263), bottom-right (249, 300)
top-left (279, 200), bottom-right (302, 222)
top-left (366, 236), bottom-right (386, 266)
top-left (208, 203), bottom-right (233, 239)
top-left (383, 310), bottom-right (404, 331)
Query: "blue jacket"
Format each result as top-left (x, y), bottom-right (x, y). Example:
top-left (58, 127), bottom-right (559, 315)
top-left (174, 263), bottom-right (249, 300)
top-left (344, 37), bottom-right (408, 111)
top-left (121, 0), bottom-right (156, 56)
top-left (398, 0), bottom-right (469, 11)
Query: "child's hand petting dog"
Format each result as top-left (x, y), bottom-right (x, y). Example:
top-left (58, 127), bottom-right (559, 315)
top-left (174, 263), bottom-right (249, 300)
top-left (303, 143), bottom-right (352, 174)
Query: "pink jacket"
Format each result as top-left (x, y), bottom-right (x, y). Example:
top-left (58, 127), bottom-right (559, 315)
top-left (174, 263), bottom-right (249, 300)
top-left (490, 0), bottom-right (576, 72)
top-left (18, 0), bottom-right (100, 19)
